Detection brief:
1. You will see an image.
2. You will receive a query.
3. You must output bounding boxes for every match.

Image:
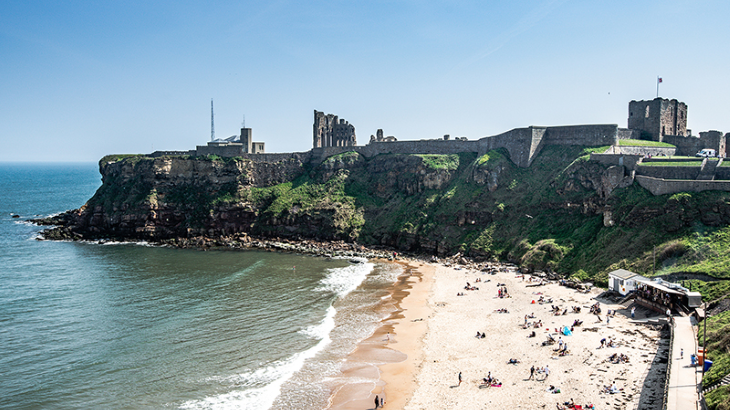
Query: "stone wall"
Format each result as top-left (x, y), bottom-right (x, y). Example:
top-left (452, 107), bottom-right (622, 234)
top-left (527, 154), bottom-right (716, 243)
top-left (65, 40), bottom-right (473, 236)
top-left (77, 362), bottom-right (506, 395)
top-left (617, 128), bottom-right (642, 140)
top-left (543, 124), bottom-right (619, 147)
top-left (478, 127), bottom-right (536, 167)
top-left (590, 153), bottom-right (643, 170)
top-left (612, 146), bottom-right (676, 156)
top-left (662, 134), bottom-right (703, 157)
top-left (636, 175), bottom-right (730, 196)
top-left (310, 139), bottom-right (482, 163)
top-left (715, 165), bottom-right (730, 180)
top-left (150, 150), bottom-right (195, 157)
top-left (238, 152), bottom-right (311, 163)
top-left (663, 132), bottom-right (728, 157)
top-left (195, 144), bottom-right (245, 157)
top-left (628, 98), bottom-right (687, 141)
top-left (635, 165), bottom-right (701, 180)
top-left (313, 111), bottom-right (357, 148)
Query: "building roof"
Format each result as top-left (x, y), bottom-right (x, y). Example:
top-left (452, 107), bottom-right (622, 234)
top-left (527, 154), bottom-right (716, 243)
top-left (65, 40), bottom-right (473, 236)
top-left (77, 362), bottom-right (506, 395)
top-left (634, 276), bottom-right (684, 295)
top-left (608, 269), bottom-right (640, 280)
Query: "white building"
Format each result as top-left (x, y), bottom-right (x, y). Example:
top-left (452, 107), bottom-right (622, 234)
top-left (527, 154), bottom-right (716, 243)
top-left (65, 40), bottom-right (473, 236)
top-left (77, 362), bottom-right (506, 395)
top-left (608, 269), bottom-right (641, 296)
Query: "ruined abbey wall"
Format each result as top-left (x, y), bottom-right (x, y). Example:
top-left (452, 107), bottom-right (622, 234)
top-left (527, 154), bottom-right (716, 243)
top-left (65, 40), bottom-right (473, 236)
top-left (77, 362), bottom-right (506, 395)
top-left (313, 111), bottom-right (357, 148)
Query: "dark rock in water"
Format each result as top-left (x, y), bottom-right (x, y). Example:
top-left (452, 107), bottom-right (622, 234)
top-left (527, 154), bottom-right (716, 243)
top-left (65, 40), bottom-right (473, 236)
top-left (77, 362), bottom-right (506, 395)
top-left (12, 214), bottom-right (20, 218)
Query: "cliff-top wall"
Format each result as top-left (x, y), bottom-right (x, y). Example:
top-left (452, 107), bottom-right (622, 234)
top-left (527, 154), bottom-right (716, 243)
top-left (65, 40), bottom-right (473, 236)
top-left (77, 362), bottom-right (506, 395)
top-left (308, 124), bottom-right (618, 167)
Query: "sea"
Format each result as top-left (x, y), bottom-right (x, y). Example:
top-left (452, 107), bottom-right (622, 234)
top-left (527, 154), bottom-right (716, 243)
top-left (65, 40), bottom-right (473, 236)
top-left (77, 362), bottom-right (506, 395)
top-left (0, 162), bottom-right (403, 410)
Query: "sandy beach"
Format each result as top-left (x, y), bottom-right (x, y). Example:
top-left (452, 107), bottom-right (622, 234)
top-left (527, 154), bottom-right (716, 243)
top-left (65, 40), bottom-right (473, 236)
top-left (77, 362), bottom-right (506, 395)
top-left (330, 260), bottom-right (666, 410)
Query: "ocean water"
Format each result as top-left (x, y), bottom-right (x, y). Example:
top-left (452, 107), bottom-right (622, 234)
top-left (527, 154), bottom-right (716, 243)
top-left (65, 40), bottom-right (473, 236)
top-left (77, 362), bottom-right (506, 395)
top-left (0, 163), bottom-right (402, 410)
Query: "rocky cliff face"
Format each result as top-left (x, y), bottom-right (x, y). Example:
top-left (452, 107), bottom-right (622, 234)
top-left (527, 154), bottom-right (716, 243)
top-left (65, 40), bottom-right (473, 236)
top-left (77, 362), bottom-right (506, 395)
top-left (39, 148), bottom-right (730, 275)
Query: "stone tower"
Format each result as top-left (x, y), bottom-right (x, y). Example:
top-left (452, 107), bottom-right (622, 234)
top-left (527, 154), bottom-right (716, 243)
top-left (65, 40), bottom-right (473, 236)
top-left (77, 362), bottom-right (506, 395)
top-left (313, 110), bottom-right (357, 148)
top-left (240, 127), bottom-right (253, 153)
top-left (628, 98), bottom-right (687, 142)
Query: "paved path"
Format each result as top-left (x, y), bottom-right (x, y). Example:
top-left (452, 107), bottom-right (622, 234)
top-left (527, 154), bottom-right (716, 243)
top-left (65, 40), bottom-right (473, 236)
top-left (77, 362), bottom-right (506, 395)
top-left (666, 315), bottom-right (700, 410)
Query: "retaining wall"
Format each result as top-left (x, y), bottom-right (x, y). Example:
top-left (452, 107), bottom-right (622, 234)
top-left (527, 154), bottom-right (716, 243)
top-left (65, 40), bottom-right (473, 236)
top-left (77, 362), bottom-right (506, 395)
top-left (543, 124), bottom-right (619, 146)
top-left (613, 146), bottom-right (676, 156)
top-left (636, 175), bottom-right (730, 195)
top-left (715, 166), bottom-right (730, 180)
top-left (590, 153), bottom-right (643, 170)
top-left (636, 165), bottom-right (701, 180)
top-left (150, 150), bottom-right (195, 157)
top-left (663, 135), bottom-right (706, 157)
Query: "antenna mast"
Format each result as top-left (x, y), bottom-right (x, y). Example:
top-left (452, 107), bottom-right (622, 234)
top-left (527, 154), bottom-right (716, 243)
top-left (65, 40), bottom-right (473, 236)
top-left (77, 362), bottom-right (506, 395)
top-left (210, 99), bottom-right (215, 141)
top-left (241, 114), bottom-right (246, 129)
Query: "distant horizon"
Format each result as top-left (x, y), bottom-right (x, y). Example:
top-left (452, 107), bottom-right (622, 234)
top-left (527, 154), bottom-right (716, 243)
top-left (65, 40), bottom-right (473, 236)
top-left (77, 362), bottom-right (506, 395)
top-left (2, 1), bottom-right (728, 162)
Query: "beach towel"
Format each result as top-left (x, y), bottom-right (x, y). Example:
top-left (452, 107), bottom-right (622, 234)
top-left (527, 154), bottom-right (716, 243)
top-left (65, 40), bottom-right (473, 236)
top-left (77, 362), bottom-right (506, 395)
top-left (563, 327), bottom-right (572, 336)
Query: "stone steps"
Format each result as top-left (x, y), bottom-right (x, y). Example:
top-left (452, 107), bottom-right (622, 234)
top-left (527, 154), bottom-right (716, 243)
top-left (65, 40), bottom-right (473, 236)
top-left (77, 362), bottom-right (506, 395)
top-left (702, 372), bottom-right (730, 394)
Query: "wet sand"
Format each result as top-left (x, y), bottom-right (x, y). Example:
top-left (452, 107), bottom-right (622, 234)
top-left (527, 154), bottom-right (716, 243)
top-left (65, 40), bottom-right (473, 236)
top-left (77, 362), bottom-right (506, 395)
top-left (326, 261), bottom-right (434, 410)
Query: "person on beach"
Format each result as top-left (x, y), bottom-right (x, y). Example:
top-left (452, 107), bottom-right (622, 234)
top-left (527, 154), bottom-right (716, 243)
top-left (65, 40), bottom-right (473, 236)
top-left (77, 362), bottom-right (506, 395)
top-left (374, 395), bottom-right (379, 409)
top-left (543, 365), bottom-right (550, 381)
top-left (631, 306), bottom-right (636, 319)
top-left (529, 365), bottom-right (535, 380)
top-left (458, 371), bottom-right (462, 386)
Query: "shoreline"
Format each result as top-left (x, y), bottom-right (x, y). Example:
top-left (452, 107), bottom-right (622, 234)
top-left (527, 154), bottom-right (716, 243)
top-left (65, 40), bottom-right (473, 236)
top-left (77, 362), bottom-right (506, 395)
top-left (326, 260), bottom-right (434, 410)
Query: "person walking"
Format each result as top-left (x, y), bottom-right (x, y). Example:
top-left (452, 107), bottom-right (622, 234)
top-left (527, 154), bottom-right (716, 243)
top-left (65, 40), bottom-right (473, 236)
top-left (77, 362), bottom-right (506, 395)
top-left (543, 365), bottom-right (550, 381)
top-left (528, 365), bottom-right (535, 380)
top-left (458, 371), bottom-right (462, 386)
top-left (631, 306), bottom-right (636, 319)
top-left (374, 395), bottom-right (379, 409)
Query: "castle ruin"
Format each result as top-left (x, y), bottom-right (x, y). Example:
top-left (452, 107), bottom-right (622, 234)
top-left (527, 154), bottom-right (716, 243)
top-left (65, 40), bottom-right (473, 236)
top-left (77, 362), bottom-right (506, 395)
top-left (313, 111), bottom-right (357, 148)
top-left (628, 98), bottom-right (688, 141)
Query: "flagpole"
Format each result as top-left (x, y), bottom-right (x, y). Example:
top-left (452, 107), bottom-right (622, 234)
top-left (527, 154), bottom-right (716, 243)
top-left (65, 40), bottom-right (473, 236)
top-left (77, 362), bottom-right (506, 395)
top-left (656, 76), bottom-right (659, 98)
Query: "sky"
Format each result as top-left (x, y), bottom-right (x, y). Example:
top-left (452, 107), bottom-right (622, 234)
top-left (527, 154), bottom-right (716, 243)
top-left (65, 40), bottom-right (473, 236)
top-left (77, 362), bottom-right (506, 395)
top-left (1, 0), bottom-right (729, 162)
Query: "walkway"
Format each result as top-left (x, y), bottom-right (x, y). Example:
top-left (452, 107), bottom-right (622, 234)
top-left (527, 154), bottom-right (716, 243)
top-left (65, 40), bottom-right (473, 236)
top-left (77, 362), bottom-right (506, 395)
top-left (666, 315), bottom-right (701, 410)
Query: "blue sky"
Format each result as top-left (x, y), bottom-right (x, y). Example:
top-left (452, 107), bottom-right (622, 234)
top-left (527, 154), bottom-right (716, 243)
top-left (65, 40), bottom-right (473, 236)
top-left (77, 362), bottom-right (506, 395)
top-left (1, 0), bottom-right (728, 162)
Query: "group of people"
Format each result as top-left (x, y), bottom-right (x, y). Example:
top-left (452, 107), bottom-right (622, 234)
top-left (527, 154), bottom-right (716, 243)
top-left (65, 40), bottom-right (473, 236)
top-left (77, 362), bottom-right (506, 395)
top-left (598, 337), bottom-right (616, 349)
top-left (480, 371), bottom-right (502, 387)
top-left (608, 352), bottom-right (629, 364)
top-left (497, 285), bottom-right (510, 298)
top-left (527, 364), bottom-right (550, 381)
top-left (589, 302), bottom-right (602, 315)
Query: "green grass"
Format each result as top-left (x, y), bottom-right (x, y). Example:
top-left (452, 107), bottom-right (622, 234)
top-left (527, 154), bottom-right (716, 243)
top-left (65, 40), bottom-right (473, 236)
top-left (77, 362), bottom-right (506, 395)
top-left (100, 154), bottom-right (146, 163)
top-left (618, 139), bottom-right (675, 147)
top-left (699, 310), bottom-right (730, 388)
top-left (639, 161), bottom-right (702, 167)
top-left (415, 154), bottom-right (460, 170)
top-left (705, 385), bottom-right (730, 410)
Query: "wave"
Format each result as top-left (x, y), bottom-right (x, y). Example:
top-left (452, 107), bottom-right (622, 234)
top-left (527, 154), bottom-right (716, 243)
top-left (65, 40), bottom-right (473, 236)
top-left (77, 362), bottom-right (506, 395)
top-left (180, 262), bottom-right (376, 410)
top-left (179, 339), bottom-right (328, 410)
top-left (315, 262), bottom-right (375, 298)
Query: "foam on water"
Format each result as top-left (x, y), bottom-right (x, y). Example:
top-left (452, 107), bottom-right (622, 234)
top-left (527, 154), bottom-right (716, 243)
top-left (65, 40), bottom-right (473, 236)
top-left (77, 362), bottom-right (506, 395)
top-left (299, 305), bottom-right (337, 339)
top-left (181, 262), bottom-right (376, 410)
top-left (316, 262), bottom-right (375, 297)
top-left (180, 339), bottom-right (329, 410)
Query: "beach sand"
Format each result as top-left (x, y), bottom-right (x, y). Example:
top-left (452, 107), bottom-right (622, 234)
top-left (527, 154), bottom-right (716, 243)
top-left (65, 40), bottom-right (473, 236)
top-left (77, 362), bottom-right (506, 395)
top-left (327, 261), bottom-right (434, 410)
top-left (331, 261), bottom-right (662, 410)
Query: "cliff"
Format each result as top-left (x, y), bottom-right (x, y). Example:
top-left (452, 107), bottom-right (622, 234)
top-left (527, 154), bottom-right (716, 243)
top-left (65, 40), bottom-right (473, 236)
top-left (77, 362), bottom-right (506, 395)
top-left (39, 147), bottom-right (730, 281)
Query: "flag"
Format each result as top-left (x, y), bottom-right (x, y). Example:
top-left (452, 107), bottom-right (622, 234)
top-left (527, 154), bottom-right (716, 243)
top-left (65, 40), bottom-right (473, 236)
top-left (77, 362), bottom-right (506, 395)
top-left (658, 77), bottom-right (663, 83)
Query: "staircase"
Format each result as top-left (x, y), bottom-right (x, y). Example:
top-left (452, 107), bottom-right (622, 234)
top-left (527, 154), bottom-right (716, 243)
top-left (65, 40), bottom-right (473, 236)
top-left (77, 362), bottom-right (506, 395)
top-left (619, 292), bottom-right (636, 305)
top-left (697, 158), bottom-right (719, 181)
top-left (703, 372), bottom-right (730, 394)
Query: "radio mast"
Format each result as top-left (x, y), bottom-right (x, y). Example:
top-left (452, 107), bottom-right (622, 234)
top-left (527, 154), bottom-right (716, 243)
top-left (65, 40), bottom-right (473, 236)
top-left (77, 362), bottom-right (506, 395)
top-left (210, 99), bottom-right (215, 141)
